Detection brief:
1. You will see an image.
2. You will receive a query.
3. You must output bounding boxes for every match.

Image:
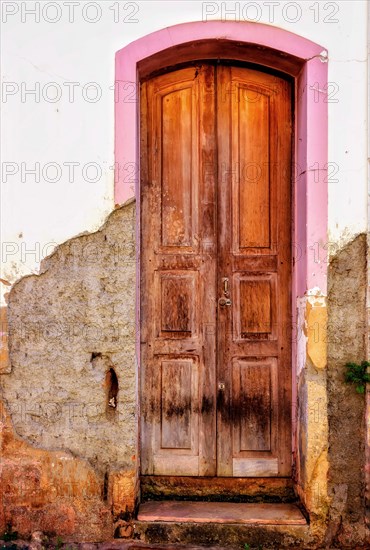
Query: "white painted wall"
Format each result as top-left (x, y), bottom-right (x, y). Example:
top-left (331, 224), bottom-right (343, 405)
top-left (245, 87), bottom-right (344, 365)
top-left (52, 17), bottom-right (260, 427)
top-left (1, 0), bottom-right (368, 304)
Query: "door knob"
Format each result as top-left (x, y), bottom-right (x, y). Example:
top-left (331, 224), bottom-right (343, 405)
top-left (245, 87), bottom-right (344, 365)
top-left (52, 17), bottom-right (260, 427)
top-left (218, 297), bottom-right (232, 306)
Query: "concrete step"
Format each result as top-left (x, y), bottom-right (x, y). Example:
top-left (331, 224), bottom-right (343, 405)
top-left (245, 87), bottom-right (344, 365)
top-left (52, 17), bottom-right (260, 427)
top-left (133, 500), bottom-right (311, 549)
top-left (138, 501), bottom-right (306, 525)
top-left (140, 476), bottom-right (296, 503)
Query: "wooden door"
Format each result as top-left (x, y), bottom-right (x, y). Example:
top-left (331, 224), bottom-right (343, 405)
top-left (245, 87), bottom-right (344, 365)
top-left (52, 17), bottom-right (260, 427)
top-left (140, 64), bottom-right (292, 478)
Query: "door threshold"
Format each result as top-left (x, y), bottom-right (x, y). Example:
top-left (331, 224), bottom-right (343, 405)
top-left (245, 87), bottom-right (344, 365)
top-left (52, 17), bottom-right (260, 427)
top-left (137, 500), bottom-right (307, 525)
top-left (140, 476), bottom-right (296, 502)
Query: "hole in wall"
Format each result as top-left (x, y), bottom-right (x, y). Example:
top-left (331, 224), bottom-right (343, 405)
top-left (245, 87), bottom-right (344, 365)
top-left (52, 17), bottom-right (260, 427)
top-left (106, 367), bottom-right (119, 416)
top-left (103, 470), bottom-right (109, 501)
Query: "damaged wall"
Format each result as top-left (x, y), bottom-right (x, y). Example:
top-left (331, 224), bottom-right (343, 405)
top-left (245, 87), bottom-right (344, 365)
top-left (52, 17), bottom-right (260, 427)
top-left (1, 207), bottom-right (369, 547)
top-left (1, 199), bottom-right (137, 540)
top-left (325, 234), bottom-right (368, 547)
top-left (294, 291), bottom-right (330, 536)
top-left (293, 235), bottom-right (368, 546)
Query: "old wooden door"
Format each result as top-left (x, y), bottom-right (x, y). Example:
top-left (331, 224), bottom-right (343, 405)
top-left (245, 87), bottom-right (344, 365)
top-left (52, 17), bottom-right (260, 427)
top-left (140, 64), bottom-right (292, 478)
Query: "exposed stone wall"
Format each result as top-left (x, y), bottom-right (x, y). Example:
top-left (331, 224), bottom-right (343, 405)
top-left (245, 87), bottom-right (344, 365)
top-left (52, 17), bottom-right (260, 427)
top-left (0, 405), bottom-right (112, 541)
top-left (294, 234), bottom-right (369, 546)
top-left (1, 199), bottom-right (137, 540)
top-left (325, 233), bottom-right (368, 547)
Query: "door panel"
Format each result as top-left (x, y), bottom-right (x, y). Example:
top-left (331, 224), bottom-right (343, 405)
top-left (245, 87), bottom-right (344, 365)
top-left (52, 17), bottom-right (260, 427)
top-left (140, 66), bottom-right (217, 476)
top-left (217, 66), bottom-right (292, 477)
top-left (234, 89), bottom-right (270, 249)
top-left (141, 63), bottom-right (292, 478)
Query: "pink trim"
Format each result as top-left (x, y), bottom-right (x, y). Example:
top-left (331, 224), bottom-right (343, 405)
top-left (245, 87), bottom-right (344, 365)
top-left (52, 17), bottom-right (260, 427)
top-left (295, 58), bottom-right (328, 293)
top-left (115, 22), bottom-right (328, 499)
top-left (115, 23), bottom-right (328, 487)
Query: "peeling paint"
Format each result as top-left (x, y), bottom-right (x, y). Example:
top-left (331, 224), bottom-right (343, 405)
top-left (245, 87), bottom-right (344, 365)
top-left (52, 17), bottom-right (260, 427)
top-left (0, 200), bottom-right (137, 540)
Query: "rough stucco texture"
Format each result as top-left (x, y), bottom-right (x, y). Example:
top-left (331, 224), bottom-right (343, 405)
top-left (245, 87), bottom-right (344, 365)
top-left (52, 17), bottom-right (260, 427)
top-left (0, 200), bottom-right (136, 537)
top-left (326, 233), bottom-right (368, 547)
top-left (0, 404), bottom-right (112, 540)
top-left (294, 293), bottom-right (329, 543)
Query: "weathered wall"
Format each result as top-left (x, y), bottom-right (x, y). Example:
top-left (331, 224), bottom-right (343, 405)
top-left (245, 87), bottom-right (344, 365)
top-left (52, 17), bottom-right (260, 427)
top-left (2, 209), bottom-right (369, 547)
top-left (1, 199), bottom-right (137, 541)
top-left (325, 234), bottom-right (368, 547)
top-left (293, 235), bottom-right (368, 547)
top-left (294, 292), bottom-right (330, 538)
top-left (0, 404), bottom-right (112, 541)
top-left (1, 208), bottom-right (369, 547)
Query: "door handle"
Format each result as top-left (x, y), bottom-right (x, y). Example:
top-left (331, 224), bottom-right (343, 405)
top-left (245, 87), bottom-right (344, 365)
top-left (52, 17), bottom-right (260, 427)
top-left (220, 277), bottom-right (231, 306)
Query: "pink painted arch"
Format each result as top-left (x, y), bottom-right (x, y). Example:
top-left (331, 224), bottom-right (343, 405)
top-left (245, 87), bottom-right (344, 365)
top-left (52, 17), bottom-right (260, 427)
top-left (114, 20), bottom-right (328, 293)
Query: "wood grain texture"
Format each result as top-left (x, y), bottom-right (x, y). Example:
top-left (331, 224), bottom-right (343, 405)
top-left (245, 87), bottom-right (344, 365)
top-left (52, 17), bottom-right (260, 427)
top-left (138, 40), bottom-right (304, 81)
top-left (161, 360), bottom-right (194, 450)
top-left (240, 279), bottom-right (271, 335)
top-left (141, 63), bottom-right (292, 479)
top-left (216, 66), bottom-right (292, 477)
top-left (237, 88), bottom-right (270, 248)
top-left (159, 272), bottom-right (194, 335)
top-left (141, 65), bottom-right (217, 476)
top-left (161, 87), bottom-right (192, 247)
top-left (239, 363), bottom-right (271, 451)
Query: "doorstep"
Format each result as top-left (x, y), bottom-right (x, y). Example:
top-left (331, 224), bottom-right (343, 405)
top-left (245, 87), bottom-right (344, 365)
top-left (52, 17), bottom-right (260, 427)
top-left (133, 501), bottom-right (311, 548)
top-left (140, 476), bottom-right (296, 502)
top-left (137, 500), bottom-right (306, 525)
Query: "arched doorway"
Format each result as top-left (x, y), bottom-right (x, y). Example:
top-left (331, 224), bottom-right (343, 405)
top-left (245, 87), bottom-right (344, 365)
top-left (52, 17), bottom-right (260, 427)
top-left (140, 62), bottom-right (292, 480)
top-left (115, 21), bottom-right (328, 507)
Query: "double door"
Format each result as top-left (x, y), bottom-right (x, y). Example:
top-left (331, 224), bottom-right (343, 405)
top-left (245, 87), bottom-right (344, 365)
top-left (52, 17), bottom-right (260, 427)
top-left (140, 64), bottom-right (292, 477)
